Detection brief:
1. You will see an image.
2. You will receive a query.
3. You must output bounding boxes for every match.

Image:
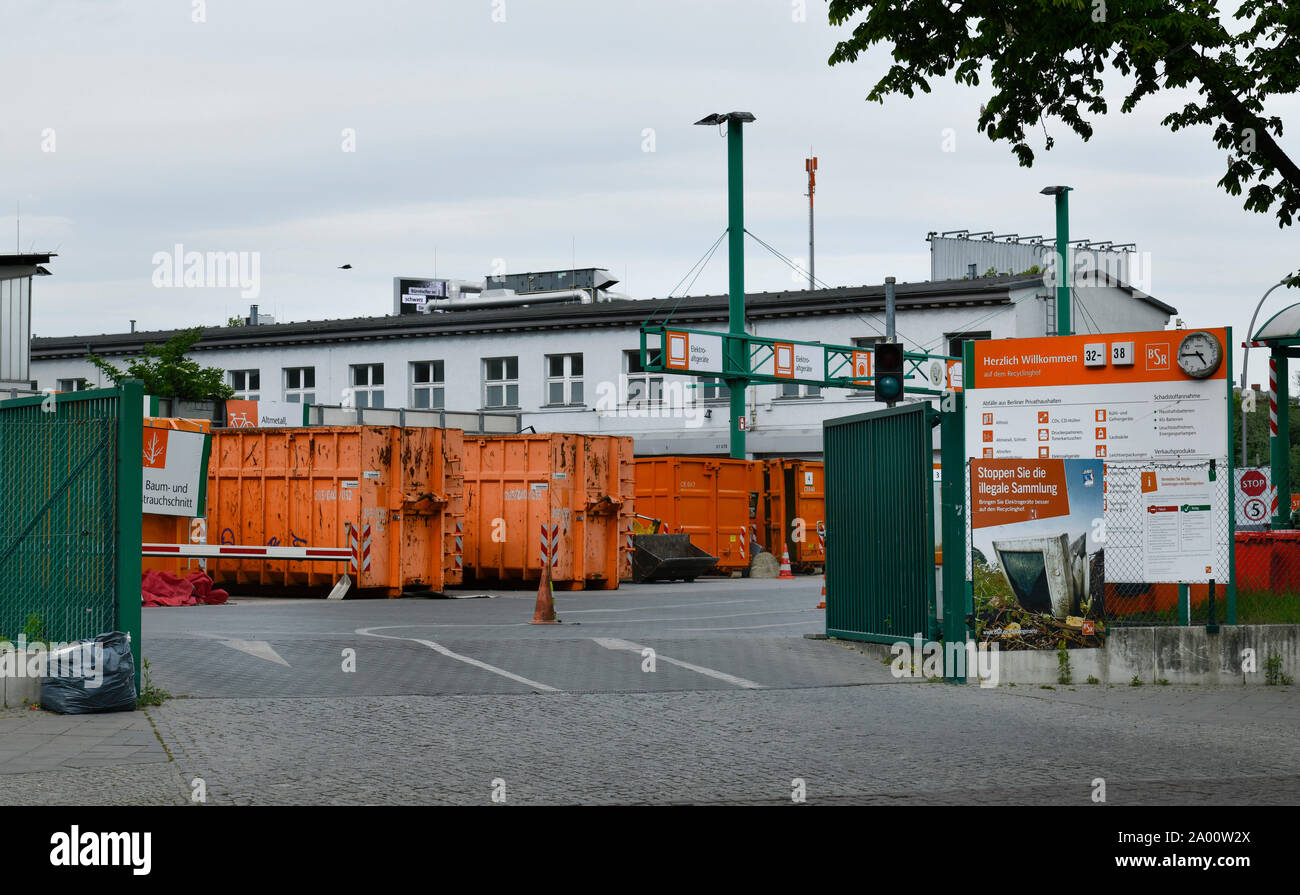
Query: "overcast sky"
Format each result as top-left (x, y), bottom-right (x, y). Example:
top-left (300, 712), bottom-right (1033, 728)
top-left (4, 0), bottom-right (1296, 382)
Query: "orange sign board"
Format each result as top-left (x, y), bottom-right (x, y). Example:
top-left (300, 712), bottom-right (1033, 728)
top-left (970, 459), bottom-right (1071, 529)
top-left (774, 343), bottom-right (795, 378)
top-left (665, 332), bottom-right (690, 370)
top-left (142, 428), bottom-right (170, 469)
top-left (969, 328), bottom-right (1228, 390)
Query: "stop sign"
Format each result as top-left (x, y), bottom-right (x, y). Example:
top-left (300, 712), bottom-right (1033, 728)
top-left (1241, 470), bottom-right (1267, 497)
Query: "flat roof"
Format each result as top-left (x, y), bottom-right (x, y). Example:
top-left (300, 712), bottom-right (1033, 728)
top-left (0, 253), bottom-right (56, 265)
top-left (31, 273), bottom-right (1174, 359)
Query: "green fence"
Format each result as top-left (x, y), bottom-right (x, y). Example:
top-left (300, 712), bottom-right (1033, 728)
top-left (0, 383), bottom-right (142, 687)
top-left (824, 402), bottom-right (938, 644)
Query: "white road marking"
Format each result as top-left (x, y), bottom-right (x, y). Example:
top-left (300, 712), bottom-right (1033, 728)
top-left (560, 599), bottom-right (759, 615)
top-left (218, 639), bottom-right (292, 667)
top-left (188, 632), bottom-right (291, 667)
top-left (581, 608), bottom-right (814, 625)
top-left (668, 622), bottom-right (813, 632)
top-left (592, 637), bottom-right (763, 689)
top-left (356, 627), bottom-right (559, 692)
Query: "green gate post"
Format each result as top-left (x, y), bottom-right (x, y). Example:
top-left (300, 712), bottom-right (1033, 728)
top-left (725, 115), bottom-right (749, 460)
top-left (1271, 346), bottom-right (1291, 529)
top-left (116, 379), bottom-right (144, 695)
top-left (940, 391), bottom-right (967, 682)
top-left (1041, 186), bottom-right (1073, 337)
top-left (1225, 330), bottom-right (1237, 624)
top-left (1177, 582), bottom-right (1190, 626)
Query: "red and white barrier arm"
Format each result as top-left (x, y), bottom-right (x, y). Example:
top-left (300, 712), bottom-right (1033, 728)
top-left (142, 543), bottom-right (353, 562)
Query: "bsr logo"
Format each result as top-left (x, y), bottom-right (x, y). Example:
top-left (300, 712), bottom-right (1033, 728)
top-left (1146, 343), bottom-right (1170, 370)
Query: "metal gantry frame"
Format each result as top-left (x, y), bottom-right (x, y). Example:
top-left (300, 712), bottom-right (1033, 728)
top-left (638, 324), bottom-right (957, 396)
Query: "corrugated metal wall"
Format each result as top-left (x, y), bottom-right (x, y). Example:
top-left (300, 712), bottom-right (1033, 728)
top-left (1, 275), bottom-right (32, 382)
top-left (930, 236), bottom-right (1130, 283)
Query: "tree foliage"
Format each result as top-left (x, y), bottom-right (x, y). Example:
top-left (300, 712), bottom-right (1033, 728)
top-left (827, 0), bottom-right (1300, 253)
top-left (87, 327), bottom-right (234, 401)
top-left (1234, 387), bottom-right (1300, 494)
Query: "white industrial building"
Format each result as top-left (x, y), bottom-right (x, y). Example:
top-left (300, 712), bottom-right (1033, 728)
top-left (30, 248), bottom-right (1175, 458)
top-left (1, 253), bottom-right (55, 392)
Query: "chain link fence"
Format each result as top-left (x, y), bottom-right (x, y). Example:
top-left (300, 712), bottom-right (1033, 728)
top-left (1100, 462), bottom-right (1234, 627)
top-left (0, 391), bottom-right (128, 646)
top-left (963, 457), bottom-right (1297, 633)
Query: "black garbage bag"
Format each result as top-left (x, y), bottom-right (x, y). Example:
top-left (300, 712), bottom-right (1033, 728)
top-left (40, 632), bottom-right (137, 714)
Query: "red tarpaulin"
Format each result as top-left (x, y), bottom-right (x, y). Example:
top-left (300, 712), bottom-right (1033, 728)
top-left (142, 569), bottom-right (229, 607)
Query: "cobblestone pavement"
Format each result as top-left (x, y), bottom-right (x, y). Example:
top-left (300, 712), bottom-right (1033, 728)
top-left (2, 579), bottom-right (1297, 805)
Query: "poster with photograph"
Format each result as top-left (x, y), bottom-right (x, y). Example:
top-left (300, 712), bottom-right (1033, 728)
top-left (969, 458), bottom-right (1106, 649)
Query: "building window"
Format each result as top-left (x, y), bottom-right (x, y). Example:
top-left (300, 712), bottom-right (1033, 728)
top-left (411, 361), bottom-right (445, 409)
top-left (56, 378), bottom-right (88, 392)
top-left (483, 357), bottom-right (519, 408)
top-left (946, 330), bottom-right (991, 358)
top-left (779, 383), bottom-right (821, 398)
top-left (694, 376), bottom-right (729, 403)
top-left (545, 354), bottom-right (584, 405)
top-left (350, 364), bottom-right (385, 409)
top-left (283, 367), bottom-right (315, 404)
top-left (228, 369), bottom-right (260, 400)
top-left (624, 349), bottom-right (663, 407)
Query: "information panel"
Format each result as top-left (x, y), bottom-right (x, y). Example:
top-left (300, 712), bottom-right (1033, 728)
top-left (752, 342), bottom-right (825, 382)
top-left (964, 328), bottom-right (1231, 586)
top-left (142, 427), bottom-right (210, 518)
top-left (664, 331), bottom-right (724, 375)
top-left (964, 330), bottom-right (1228, 462)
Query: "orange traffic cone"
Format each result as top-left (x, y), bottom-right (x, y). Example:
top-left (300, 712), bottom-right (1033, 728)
top-left (778, 548), bottom-right (794, 579)
top-left (817, 578), bottom-right (826, 610)
top-left (530, 562), bottom-right (560, 625)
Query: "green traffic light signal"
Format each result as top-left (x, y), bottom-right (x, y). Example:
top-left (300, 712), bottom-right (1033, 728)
top-left (873, 342), bottom-right (905, 404)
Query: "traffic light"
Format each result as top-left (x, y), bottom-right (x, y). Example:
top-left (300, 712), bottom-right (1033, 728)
top-left (874, 342), bottom-right (904, 405)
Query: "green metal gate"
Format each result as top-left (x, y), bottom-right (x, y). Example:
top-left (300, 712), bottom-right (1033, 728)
top-left (824, 402), bottom-right (937, 644)
top-left (0, 383), bottom-right (143, 685)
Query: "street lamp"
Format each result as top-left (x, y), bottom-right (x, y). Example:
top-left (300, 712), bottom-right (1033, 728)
top-left (695, 111), bottom-right (755, 460)
top-left (1040, 185), bottom-right (1073, 337)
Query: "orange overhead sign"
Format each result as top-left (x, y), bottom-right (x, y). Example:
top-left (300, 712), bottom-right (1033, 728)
top-left (969, 328), bottom-right (1228, 389)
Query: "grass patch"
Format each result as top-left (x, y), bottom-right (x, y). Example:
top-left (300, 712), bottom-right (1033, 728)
top-left (1265, 652), bottom-right (1294, 686)
top-left (137, 658), bottom-right (171, 708)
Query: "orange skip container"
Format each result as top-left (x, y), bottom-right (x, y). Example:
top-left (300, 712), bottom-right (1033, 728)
top-left (142, 416), bottom-right (212, 576)
top-left (632, 457), bottom-right (763, 573)
top-left (205, 426), bottom-right (464, 596)
top-left (760, 458), bottom-right (826, 571)
top-left (461, 434), bottom-right (633, 590)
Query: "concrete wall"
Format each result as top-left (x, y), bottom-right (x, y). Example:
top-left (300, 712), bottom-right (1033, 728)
top-left (976, 625), bottom-right (1300, 686)
top-left (1, 655), bottom-right (41, 708)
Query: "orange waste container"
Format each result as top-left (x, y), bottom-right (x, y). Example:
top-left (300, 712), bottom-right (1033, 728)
top-left (1234, 531), bottom-right (1271, 592)
top-left (760, 458), bottom-right (826, 571)
top-left (461, 434), bottom-right (633, 590)
top-left (205, 426), bottom-right (464, 597)
top-left (632, 457), bottom-right (762, 573)
top-left (141, 417), bottom-right (212, 576)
